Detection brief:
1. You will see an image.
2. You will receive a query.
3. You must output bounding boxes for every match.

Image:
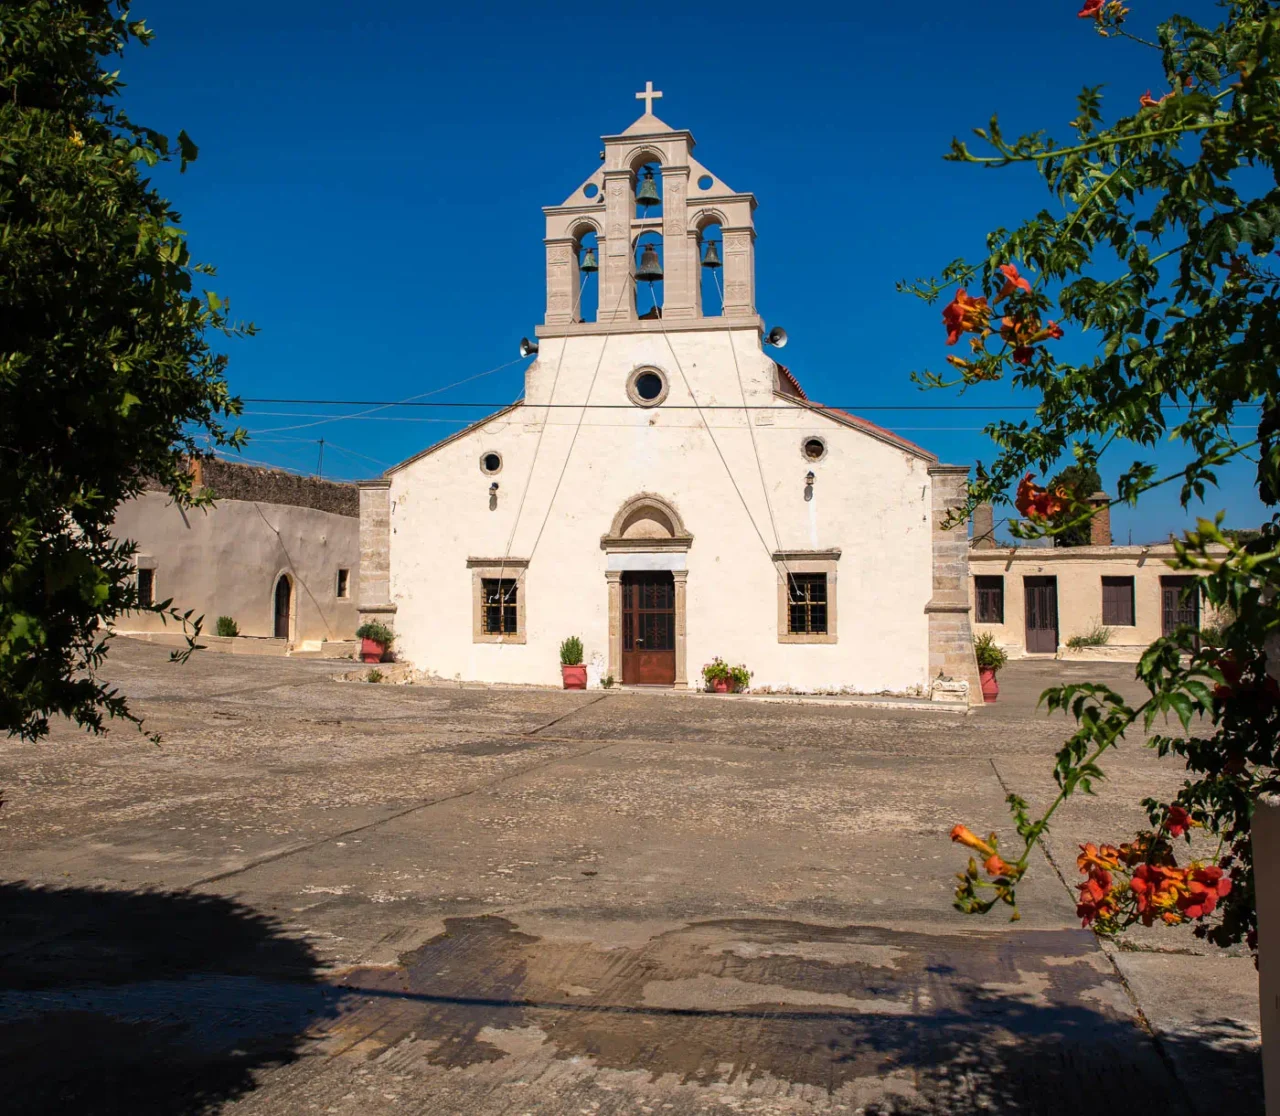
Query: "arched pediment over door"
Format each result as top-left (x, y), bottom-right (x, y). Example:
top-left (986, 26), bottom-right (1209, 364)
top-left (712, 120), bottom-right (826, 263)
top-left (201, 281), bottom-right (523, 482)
top-left (601, 493), bottom-right (693, 552)
top-left (600, 494), bottom-right (691, 689)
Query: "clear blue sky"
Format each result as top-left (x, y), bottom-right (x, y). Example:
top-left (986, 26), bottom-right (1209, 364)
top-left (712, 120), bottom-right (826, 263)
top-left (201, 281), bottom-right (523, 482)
top-left (122, 0), bottom-right (1262, 543)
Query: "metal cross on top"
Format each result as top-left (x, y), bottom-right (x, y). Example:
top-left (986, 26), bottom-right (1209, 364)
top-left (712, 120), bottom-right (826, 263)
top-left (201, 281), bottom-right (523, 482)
top-left (635, 81), bottom-right (663, 115)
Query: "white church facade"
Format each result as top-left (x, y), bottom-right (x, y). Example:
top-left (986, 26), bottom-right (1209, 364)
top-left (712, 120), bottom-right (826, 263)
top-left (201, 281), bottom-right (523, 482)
top-left (358, 87), bottom-right (982, 702)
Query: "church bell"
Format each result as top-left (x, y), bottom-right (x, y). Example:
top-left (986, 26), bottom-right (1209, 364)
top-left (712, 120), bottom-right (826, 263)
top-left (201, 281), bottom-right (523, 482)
top-left (579, 246), bottom-right (598, 273)
top-left (636, 242), bottom-right (664, 283)
top-left (701, 239), bottom-right (721, 269)
top-left (635, 168), bottom-right (660, 209)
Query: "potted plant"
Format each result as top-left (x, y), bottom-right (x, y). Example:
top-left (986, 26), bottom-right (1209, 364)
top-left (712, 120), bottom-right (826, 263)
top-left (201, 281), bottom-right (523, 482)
top-left (973, 632), bottom-right (1008, 703)
top-left (356, 620), bottom-right (395, 664)
top-left (560, 636), bottom-right (586, 689)
top-left (702, 657), bottom-right (751, 694)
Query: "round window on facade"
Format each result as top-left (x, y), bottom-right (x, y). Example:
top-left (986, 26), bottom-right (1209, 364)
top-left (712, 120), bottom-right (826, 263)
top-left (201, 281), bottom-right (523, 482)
top-left (480, 451), bottom-right (503, 475)
top-left (626, 367), bottom-right (669, 408)
top-left (802, 437), bottom-right (828, 463)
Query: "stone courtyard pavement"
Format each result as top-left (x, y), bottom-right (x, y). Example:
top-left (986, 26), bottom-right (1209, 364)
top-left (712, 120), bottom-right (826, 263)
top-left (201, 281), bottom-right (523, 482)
top-left (0, 638), bottom-right (1262, 1115)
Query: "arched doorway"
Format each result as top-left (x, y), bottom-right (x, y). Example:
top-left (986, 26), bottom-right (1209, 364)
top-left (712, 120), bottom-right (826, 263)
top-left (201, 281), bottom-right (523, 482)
top-left (601, 494), bottom-right (693, 688)
top-left (273, 574), bottom-right (293, 640)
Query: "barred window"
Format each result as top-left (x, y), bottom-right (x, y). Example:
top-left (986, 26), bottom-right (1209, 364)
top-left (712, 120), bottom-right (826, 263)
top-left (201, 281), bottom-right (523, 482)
top-left (975, 576), bottom-right (1004, 623)
top-left (787, 573), bottom-right (828, 635)
top-left (137, 567), bottom-right (155, 607)
top-left (1102, 576), bottom-right (1135, 626)
top-left (481, 578), bottom-right (518, 635)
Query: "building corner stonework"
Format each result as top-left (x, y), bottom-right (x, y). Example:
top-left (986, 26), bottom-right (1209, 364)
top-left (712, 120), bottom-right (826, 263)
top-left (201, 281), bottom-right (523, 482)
top-left (926, 465), bottom-right (983, 706)
top-left (357, 480), bottom-right (397, 631)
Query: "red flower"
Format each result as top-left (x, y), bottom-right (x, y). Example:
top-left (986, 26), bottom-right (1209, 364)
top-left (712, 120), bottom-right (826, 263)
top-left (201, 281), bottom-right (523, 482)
top-left (1014, 474), bottom-right (1069, 521)
top-left (1139, 90), bottom-right (1173, 108)
top-left (1130, 864), bottom-right (1187, 924)
top-left (1177, 865), bottom-right (1231, 919)
top-left (1166, 806), bottom-right (1195, 838)
top-left (984, 853), bottom-right (1017, 878)
top-left (996, 263), bottom-right (1032, 302)
top-left (942, 289), bottom-right (990, 346)
top-left (1076, 873), bottom-right (1118, 925)
top-left (951, 824), bottom-right (995, 857)
top-left (1077, 843), bottom-right (1122, 872)
top-left (1043, 321), bottom-right (1064, 341)
top-left (1077, 0), bottom-right (1104, 18)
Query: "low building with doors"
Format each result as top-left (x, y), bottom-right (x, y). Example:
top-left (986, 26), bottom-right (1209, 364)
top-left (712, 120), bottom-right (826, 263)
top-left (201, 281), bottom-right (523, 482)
top-left (357, 88), bottom-right (984, 701)
top-left (112, 458), bottom-right (359, 649)
top-left (968, 501), bottom-right (1225, 658)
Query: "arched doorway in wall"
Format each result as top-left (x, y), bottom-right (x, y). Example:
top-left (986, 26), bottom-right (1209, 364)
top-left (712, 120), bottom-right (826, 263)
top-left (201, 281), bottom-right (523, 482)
top-left (273, 574), bottom-right (293, 640)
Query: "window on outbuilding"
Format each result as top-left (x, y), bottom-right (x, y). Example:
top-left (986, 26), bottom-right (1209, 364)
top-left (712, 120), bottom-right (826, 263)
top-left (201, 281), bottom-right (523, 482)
top-left (1102, 575), bottom-right (1136, 626)
top-left (136, 567), bottom-right (155, 607)
top-left (336, 568), bottom-right (350, 599)
top-left (481, 578), bottom-right (519, 635)
top-left (975, 576), bottom-right (1004, 623)
top-left (787, 573), bottom-right (828, 635)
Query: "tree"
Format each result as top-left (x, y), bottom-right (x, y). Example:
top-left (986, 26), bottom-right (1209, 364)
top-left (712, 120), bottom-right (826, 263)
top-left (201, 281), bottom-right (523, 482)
top-left (1049, 463), bottom-right (1102, 546)
top-left (1, 2), bottom-right (248, 742)
top-left (903, 0), bottom-right (1280, 950)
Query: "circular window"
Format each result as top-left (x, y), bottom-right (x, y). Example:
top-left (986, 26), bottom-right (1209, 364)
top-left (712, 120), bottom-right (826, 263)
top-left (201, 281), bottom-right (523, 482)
top-left (583, 182), bottom-right (599, 198)
top-left (626, 367), bottom-right (669, 408)
top-left (802, 437), bottom-right (827, 462)
top-left (697, 174), bottom-right (714, 190)
top-left (480, 451), bottom-right (503, 475)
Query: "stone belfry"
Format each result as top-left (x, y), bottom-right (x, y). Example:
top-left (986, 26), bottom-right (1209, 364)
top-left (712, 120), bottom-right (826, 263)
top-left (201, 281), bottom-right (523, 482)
top-left (540, 83), bottom-right (760, 332)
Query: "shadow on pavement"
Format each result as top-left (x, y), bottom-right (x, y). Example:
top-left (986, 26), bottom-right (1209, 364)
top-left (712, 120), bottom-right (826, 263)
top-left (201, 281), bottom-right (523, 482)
top-left (0, 882), bottom-right (339, 1116)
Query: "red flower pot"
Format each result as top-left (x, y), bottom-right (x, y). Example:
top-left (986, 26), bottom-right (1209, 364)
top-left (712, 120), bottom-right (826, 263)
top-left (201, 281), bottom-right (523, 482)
top-left (980, 667), bottom-right (999, 703)
top-left (361, 638), bottom-right (386, 664)
top-left (562, 664), bottom-right (587, 690)
top-left (711, 678), bottom-right (732, 694)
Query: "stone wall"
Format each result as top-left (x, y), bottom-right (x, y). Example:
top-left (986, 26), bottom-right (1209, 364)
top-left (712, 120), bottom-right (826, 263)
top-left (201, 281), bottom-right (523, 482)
top-left (177, 457), bottom-right (360, 518)
top-left (357, 481), bottom-right (396, 630)
top-left (926, 465), bottom-right (983, 706)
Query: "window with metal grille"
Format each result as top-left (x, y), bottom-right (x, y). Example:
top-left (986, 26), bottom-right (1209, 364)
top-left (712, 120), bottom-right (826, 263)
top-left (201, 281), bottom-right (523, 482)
top-left (336, 568), bottom-right (350, 598)
top-left (136, 567), bottom-right (154, 607)
top-left (481, 578), bottom-right (518, 635)
top-left (974, 575), bottom-right (1004, 623)
top-left (787, 573), bottom-right (828, 634)
top-left (1101, 576), bottom-right (1135, 626)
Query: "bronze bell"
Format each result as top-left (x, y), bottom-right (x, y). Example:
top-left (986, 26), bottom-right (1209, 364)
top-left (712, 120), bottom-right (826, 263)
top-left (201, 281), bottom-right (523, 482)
top-left (580, 246), bottom-right (598, 273)
top-left (636, 242), bottom-right (663, 282)
top-left (701, 239), bottom-right (721, 269)
top-left (635, 167), bottom-right (660, 209)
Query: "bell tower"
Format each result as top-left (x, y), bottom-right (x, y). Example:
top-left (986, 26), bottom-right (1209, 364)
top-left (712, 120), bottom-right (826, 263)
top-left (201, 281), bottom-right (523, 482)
top-left (540, 84), bottom-right (760, 334)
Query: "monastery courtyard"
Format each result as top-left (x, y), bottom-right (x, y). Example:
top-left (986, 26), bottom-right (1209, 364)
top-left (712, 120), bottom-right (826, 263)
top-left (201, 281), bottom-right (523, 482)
top-left (0, 638), bottom-right (1261, 1115)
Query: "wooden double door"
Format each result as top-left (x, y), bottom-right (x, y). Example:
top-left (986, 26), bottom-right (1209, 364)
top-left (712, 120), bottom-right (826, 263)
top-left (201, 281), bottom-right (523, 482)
top-left (621, 571), bottom-right (676, 685)
top-left (1023, 576), bottom-right (1059, 654)
top-left (1161, 575), bottom-right (1200, 636)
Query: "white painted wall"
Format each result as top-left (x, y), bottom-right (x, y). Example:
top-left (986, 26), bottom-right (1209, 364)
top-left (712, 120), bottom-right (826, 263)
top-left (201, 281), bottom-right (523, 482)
top-left (386, 327), bottom-right (935, 692)
top-left (112, 492), bottom-right (359, 644)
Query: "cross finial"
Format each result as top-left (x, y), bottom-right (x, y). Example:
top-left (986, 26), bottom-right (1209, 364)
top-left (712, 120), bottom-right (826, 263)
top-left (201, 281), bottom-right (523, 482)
top-left (635, 81), bottom-right (663, 116)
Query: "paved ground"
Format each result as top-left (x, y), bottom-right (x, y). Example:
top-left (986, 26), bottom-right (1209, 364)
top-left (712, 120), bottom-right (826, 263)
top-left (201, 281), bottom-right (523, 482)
top-left (0, 639), bottom-right (1262, 1114)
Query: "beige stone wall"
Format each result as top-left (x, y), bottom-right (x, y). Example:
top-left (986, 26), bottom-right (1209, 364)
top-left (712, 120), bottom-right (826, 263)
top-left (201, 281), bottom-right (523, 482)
top-left (969, 544), bottom-right (1225, 658)
top-left (383, 328), bottom-right (937, 694)
top-left (111, 491), bottom-right (359, 645)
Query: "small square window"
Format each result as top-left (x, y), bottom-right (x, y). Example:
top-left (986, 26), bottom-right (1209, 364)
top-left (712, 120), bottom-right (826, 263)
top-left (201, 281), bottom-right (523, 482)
top-left (975, 575), bottom-right (1004, 623)
top-left (481, 578), bottom-right (519, 635)
top-left (787, 573), bottom-right (828, 635)
top-left (336, 568), bottom-right (350, 598)
top-left (1102, 576), bottom-right (1135, 626)
top-left (137, 567), bottom-right (155, 607)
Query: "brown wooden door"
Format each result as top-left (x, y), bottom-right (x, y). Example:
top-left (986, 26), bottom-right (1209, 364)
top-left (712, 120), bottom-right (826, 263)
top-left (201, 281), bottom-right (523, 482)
top-left (622, 571), bottom-right (676, 685)
top-left (1161, 576), bottom-right (1200, 636)
top-left (274, 575), bottom-right (292, 639)
top-left (1023, 576), bottom-right (1059, 653)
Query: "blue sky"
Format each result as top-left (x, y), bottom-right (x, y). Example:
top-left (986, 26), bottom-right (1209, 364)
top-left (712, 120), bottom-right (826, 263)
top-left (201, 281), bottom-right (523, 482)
top-left (123, 0), bottom-right (1262, 542)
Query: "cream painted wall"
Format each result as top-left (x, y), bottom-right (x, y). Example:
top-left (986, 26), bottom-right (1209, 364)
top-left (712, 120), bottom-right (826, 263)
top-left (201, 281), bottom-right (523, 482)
top-left (969, 545), bottom-right (1223, 656)
top-left (112, 492), bottom-right (359, 644)
top-left (386, 327), bottom-right (937, 692)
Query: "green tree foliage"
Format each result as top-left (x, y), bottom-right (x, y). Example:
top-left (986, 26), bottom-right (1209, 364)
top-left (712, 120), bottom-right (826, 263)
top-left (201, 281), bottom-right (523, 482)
top-left (1, 2), bottom-right (248, 741)
top-left (903, 1), bottom-right (1280, 950)
top-left (1049, 464), bottom-right (1103, 545)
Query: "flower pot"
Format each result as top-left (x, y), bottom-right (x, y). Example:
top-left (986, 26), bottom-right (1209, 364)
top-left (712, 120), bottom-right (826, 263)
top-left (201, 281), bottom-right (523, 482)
top-left (361, 638), bottom-right (386, 664)
top-left (980, 667), bottom-right (1000, 703)
top-left (562, 664), bottom-right (587, 690)
top-left (711, 678), bottom-right (732, 694)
